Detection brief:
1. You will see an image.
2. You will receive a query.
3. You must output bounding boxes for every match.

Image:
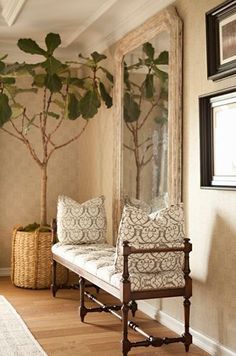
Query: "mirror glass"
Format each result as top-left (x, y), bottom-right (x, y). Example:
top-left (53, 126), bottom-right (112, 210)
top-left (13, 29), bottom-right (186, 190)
top-left (113, 6), bottom-right (182, 237)
top-left (122, 32), bottom-right (169, 211)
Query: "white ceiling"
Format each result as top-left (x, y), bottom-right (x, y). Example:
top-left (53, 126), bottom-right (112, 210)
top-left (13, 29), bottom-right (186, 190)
top-left (0, 0), bottom-right (174, 62)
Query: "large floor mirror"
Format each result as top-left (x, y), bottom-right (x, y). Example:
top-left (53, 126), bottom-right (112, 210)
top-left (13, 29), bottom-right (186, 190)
top-left (113, 6), bottom-right (183, 238)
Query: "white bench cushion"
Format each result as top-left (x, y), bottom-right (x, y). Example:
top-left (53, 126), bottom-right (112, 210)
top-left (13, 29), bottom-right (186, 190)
top-left (52, 243), bottom-right (184, 291)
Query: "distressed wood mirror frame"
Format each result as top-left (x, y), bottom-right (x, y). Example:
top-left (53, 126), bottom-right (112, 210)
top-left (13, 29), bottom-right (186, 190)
top-left (112, 6), bottom-right (183, 239)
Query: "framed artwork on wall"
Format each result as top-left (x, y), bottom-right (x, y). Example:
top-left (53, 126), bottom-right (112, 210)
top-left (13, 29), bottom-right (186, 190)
top-left (199, 86), bottom-right (236, 189)
top-left (206, 0), bottom-right (236, 80)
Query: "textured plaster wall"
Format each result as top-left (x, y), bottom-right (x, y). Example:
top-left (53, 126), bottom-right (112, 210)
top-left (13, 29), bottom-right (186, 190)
top-left (161, 0), bottom-right (236, 351)
top-left (0, 80), bottom-right (82, 268)
top-left (77, 48), bottom-right (114, 241)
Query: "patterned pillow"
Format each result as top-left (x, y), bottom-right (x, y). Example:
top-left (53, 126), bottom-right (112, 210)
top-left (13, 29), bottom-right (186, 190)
top-left (57, 195), bottom-right (107, 244)
top-left (114, 203), bottom-right (185, 273)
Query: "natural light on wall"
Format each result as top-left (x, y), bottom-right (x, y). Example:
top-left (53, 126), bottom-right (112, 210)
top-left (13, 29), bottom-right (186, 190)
top-left (212, 102), bottom-right (236, 185)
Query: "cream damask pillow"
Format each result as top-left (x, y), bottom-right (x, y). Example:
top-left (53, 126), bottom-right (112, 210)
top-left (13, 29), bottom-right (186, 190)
top-left (115, 203), bottom-right (185, 273)
top-left (57, 195), bottom-right (107, 244)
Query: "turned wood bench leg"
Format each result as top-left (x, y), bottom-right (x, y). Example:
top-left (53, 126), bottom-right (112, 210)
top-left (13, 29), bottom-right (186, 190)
top-left (51, 259), bottom-right (58, 297)
top-left (184, 297), bottom-right (192, 352)
top-left (121, 302), bottom-right (131, 355)
top-left (129, 300), bottom-right (137, 317)
top-left (79, 277), bottom-right (87, 322)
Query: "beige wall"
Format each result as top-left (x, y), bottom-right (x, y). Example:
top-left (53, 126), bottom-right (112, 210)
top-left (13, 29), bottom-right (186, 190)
top-left (165, 0), bottom-right (236, 351)
top-left (0, 83), bottom-right (83, 267)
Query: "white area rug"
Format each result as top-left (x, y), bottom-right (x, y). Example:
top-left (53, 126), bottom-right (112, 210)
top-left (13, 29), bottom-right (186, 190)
top-left (0, 295), bottom-right (47, 356)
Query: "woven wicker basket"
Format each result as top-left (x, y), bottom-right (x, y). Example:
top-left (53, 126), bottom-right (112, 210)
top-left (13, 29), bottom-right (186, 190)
top-left (11, 227), bottom-right (67, 289)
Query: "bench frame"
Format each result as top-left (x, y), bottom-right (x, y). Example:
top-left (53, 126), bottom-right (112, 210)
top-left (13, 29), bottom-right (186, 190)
top-left (51, 219), bottom-right (192, 355)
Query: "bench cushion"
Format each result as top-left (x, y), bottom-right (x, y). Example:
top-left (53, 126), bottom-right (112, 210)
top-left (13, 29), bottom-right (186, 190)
top-left (57, 196), bottom-right (107, 244)
top-left (115, 203), bottom-right (185, 274)
top-left (52, 243), bottom-right (184, 291)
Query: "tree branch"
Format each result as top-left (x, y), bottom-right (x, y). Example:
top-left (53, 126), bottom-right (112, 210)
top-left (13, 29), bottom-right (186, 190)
top-left (138, 136), bottom-right (152, 147)
top-left (125, 121), bottom-right (135, 134)
top-left (123, 143), bottom-right (135, 152)
top-left (47, 120), bottom-right (89, 162)
top-left (140, 143), bottom-right (153, 166)
top-left (48, 117), bottom-right (63, 140)
top-left (138, 102), bottom-right (157, 130)
top-left (142, 155), bottom-right (152, 167)
top-left (0, 127), bottom-right (24, 142)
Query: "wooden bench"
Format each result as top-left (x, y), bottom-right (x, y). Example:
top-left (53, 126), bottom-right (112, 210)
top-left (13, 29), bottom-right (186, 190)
top-left (51, 219), bottom-right (192, 355)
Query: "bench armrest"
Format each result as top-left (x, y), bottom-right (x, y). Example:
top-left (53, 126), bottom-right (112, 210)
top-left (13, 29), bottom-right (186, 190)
top-left (125, 239), bottom-right (192, 255)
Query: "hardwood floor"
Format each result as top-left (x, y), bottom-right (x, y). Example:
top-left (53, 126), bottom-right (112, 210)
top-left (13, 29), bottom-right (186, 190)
top-left (0, 277), bottom-right (209, 356)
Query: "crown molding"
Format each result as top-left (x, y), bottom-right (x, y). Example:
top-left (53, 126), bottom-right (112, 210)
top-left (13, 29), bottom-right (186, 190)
top-left (62, 0), bottom-right (119, 48)
top-left (82, 0), bottom-right (174, 54)
top-left (2, 0), bottom-right (27, 26)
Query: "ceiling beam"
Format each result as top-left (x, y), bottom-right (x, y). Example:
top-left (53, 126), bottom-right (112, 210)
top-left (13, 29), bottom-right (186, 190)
top-left (2, 0), bottom-right (27, 26)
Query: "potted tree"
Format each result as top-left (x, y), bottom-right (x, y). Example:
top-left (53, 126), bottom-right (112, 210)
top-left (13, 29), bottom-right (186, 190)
top-left (0, 33), bottom-right (113, 288)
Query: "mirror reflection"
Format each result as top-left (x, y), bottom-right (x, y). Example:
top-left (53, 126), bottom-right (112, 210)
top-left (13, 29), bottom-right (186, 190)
top-left (122, 31), bottom-right (170, 210)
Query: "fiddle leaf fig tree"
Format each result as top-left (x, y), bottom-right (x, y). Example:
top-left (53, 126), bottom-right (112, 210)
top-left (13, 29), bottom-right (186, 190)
top-left (0, 33), bottom-right (113, 227)
top-left (123, 42), bottom-right (168, 199)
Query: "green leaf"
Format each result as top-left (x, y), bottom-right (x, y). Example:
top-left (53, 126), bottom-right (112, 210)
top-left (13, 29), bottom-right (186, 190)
top-left (80, 90), bottom-right (101, 119)
top-left (69, 77), bottom-right (85, 88)
top-left (45, 33), bottom-right (61, 55)
top-left (160, 86), bottom-right (168, 101)
top-left (0, 93), bottom-right (12, 127)
top-left (123, 92), bottom-right (140, 122)
top-left (142, 74), bottom-right (154, 99)
top-left (0, 54), bottom-right (8, 61)
top-left (0, 77), bottom-right (15, 84)
top-left (78, 53), bottom-right (89, 60)
top-left (154, 115), bottom-right (168, 125)
top-left (5, 85), bottom-right (37, 99)
top-left (53, 99), bottom-right (64, 109)
top-left (68, 93), bottom-right (81, 120)
top-left (99, 66), bottom-right (114, 83)
top-left (41, 56), bottom-right (66, 75)
top-left (154, 51), bottom-right (169, 65)
top-left (48, 111), bottom-right (60, 119)
top-left (45, 74), bottom-right (62, 92)
top-left (23, 115), bottom-right (36, 134)
top-left (32, 74), bottom-right (46, 87)
top-left (23, 222), bottom-right (40, 232)
top-left (91, 51), bottom-right (107, 63)
top-left (153, 67), bottom-right (168, 83)
top-left (124, 63), bottom-right (131, 90)
top-left (99, 82), bottom-right (112, 108)
top-left (11, 103), bottom-right (24, 118)
top-left (143, 42), bottom-right (154, 59)
top-left (17, 38), bottom-right (47, 56)
top-left (3, 62), bottom-right (37, 76)
top-left (0, 61), bottom-right (5, 73)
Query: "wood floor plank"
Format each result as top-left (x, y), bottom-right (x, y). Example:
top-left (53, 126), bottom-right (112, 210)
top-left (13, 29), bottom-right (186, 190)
top-left (0, 277), bottom-right (209, 355)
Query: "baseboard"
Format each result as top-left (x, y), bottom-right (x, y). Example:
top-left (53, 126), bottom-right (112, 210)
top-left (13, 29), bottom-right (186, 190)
top-left (138, 301), bottom-right (235, 356)
top-left (0, 267), bottom-right (11, 276)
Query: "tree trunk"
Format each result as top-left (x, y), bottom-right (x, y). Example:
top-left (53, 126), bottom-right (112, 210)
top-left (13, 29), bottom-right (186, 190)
top-left (135, 164), bottom-right (141, 199)
top-left (40, 164), bottom-right (47, 226)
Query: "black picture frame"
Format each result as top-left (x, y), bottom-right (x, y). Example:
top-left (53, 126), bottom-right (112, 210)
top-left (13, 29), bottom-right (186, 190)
top-left (206, 0), bottom-right (236, 80)
top-left (199, 86), bottom-right (236, 190)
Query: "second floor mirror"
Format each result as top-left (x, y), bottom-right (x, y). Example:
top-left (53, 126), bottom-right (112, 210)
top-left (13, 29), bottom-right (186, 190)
top-left (113, 6), bottom-right (183, 238)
